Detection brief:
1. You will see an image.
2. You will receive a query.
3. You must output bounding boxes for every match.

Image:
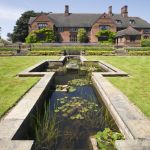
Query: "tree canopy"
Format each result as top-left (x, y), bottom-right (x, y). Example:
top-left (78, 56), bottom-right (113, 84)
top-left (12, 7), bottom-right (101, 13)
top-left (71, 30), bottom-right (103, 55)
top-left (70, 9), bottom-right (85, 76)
top-left (26, 28), bottom-right (56, 43)
top-left (12, 11), bottom-right (37, 43)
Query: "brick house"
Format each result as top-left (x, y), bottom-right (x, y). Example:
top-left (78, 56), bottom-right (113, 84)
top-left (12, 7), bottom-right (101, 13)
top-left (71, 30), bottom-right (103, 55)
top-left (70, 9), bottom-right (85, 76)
top-left (28, 5), bottom-right (150, 45)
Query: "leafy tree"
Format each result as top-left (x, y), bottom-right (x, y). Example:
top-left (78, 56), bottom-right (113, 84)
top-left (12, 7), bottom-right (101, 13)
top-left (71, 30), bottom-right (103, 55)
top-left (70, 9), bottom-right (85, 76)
top-left (7, 33), bottom-right (13, 41)
top-left (12, 11), bottom-right (37, 43)
top-left (77, 28), bottom-right (88, 43)
top-left (96, 30), bottom-right (116, 43)
top-left (26, 28), bottom-right (56, 43)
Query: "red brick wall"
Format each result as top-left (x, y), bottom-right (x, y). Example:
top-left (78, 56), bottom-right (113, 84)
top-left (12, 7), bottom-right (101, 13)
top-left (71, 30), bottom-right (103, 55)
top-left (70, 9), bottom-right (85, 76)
top-left (90, 13), bottom-right (117, 43)
top-left (29, 14), bottom-right (54, 32)
top-left (59, 28), bottom-right (70, 42)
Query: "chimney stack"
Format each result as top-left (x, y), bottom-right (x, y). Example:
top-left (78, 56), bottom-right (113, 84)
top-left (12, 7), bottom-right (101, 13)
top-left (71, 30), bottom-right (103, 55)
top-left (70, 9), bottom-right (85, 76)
top-left (65, 5), bottom-right (69, 16)
top-left (121, 5), bottom-right (128, 17)
top-left (108, 6), bottom-right (113, 16)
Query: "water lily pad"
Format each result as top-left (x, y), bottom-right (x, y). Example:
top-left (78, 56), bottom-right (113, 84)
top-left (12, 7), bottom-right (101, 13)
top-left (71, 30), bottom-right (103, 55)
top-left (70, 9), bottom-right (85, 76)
top-left (68, 86), bottom-right (76, 93)
top-left (54, 109), bottom-right (59, 113)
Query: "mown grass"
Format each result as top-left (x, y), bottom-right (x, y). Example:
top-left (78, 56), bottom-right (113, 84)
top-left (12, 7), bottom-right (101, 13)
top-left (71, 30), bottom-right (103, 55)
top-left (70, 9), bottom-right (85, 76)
top-left (87, 56), bottom-right (150, 117)
top-left (0, 56), bottom-right (59, 118)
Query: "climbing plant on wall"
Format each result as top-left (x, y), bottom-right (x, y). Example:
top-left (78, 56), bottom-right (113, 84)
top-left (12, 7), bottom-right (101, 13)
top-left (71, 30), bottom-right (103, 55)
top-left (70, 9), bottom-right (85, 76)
top-left (26, 28), bottom-right (56, 43)
top-left (96, 30), bottom-right (116, 43)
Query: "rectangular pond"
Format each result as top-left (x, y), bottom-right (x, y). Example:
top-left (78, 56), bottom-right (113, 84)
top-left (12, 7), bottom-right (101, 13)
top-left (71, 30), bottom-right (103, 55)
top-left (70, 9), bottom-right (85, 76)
top-left (13, 57), bottom-right (119, 150)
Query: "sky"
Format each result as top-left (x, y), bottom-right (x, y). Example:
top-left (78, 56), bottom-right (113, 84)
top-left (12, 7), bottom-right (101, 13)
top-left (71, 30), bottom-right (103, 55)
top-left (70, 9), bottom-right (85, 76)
top-left (0, 0), bottom-right (150, 39)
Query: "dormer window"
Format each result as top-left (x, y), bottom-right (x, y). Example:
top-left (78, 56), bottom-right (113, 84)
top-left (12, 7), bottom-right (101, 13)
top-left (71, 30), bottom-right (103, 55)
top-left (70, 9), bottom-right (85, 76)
top-left (129, 20), bottom-right (135, 24)
top-left (38, 23), bottom-right (47, 29)
top-left (116, 20), bottom-right (122, 24)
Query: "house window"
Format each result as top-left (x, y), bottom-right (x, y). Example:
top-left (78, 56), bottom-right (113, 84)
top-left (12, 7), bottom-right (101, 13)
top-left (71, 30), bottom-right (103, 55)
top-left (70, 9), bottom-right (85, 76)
top-left (144, 36), bottom-right (149, 39)
top-left (129, 20), bottom-right (135, 24)
top-left (58, 27), bottom-right (64, 32)
top-left (143, 29), bottom-right (150, 34)
top-left (70, 28), bottom-right (78, 32)
top-left (38, 23), bottom-right (47, 29)
top-left (70, 34), bottom-right (77, 42)
top-left (130, 35), bottom-right (136, 42)
top-left (100, 25), bottom-right (110, 30)
top-left (116, 20), bottom-right (122, 24)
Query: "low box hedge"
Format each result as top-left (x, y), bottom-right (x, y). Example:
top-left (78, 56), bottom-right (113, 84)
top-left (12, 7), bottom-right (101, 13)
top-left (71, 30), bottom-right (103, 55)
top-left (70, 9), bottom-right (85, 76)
top-left (86, 51), bottom-right (114, 56)
top-left (0, 51), bottom-right (14, 56)
top-left (128, 51), bottom-right (150, 56)
top-left (31, 46), bottom-right (114, 51)
top-left (0, 47), bottom-right (17, 51)
top-left (126, 47), bottom-right (150, 51)
top-left (28, 51), bottom-right (61, 56)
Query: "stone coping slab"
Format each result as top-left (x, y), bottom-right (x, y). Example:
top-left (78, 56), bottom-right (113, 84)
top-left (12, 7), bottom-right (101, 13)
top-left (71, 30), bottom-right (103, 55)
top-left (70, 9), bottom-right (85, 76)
top-left (92, 72), bottom-right (150, 149)
top-left (0, 72), bottom-right (55, 149)
top-left (115, 139), bottom-right (150, 150)
top-left (0, 140), bottom-right (34, 150)
top-left (18, 56), bottom-right (65, 77)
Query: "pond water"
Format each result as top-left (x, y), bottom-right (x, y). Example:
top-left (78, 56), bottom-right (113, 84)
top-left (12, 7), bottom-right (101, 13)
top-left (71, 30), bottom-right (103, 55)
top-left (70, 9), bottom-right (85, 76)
top-left (33, 58), bottom-right (117, 150)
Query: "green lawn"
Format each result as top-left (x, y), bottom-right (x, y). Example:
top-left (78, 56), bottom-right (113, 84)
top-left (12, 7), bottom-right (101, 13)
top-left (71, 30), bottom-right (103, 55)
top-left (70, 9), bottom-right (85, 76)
top-left (0, 56), bottom-right (59, 118)
top-left (87, 56), bottom-right (150, 117)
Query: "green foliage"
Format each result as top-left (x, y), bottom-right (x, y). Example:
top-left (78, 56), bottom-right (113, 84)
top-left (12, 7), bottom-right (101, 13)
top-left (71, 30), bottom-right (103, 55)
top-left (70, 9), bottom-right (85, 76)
top-left (34, 104), bottom-right (59, 149)
top-left (141, 39), bottom-right (150, 47)
top-left (28, 50), bottom-right (61, 56)
top-left (96, 30), bottom-right (116, 43)
top-left (86, 50), bottom-right (113, 56)
top-left (126, 47), bottom-right (150, 51)
top-left (54, 96), bottom-right (99, 120)
top-left (0, 51), bottom-right (14, 56)
top-left (31, 46), bottom-right (113, 51)
top-left (0, 47), bottom-right (17, 51)
top-left (77, 28), bottom-right (88, 43)
top-left (68, 78), bottom-right (91, 87)
top-left (26, 28), bottom-right (56, 43)
top-left (128, 51), bottom-right (150, 56)
top-left (25, 32), bottom-right (37, 43)
top-left (95, 128), bottom-right (124, 150)
top-left (12, 11), bottom-right (37, 42)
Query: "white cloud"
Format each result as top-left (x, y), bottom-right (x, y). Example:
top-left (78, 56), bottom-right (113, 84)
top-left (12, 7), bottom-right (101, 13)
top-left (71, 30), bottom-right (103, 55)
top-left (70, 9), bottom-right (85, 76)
top-left (0, 5), bottom-right (24, 21)
top-left (0, 5), bottom-right (24, 39)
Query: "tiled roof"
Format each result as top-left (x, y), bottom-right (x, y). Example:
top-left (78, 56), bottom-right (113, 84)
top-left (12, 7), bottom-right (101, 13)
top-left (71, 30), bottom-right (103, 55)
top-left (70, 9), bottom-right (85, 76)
top-left (48, 13), bottom-right (101, 27)
top-left (28, 13), bottom-right (150, 28)
top-left (112, 14), bottom-right (150, 28)
top-left (116, 26), bottom-right (141, 37)
top-left (28, 17), bottom-right (36, 25)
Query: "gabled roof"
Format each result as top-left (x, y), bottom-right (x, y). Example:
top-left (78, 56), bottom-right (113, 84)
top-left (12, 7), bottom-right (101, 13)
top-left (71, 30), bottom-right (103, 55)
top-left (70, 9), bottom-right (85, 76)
top-left (116, 26), bottom-right (141, 37)
top-left (28, 17), bottom-right (36, 25)
top-left (28, 13), bottom-right (150, 28)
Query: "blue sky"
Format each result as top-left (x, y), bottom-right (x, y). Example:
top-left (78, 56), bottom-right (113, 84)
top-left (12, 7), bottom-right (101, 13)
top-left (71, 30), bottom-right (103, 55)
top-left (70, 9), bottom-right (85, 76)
top-left (0, 0), bottom-right (150, 39)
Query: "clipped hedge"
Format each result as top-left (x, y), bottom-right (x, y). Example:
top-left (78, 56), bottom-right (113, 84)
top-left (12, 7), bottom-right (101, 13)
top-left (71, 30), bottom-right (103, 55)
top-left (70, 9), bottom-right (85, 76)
top-left (126, 47), bottom-right (150, 51)
top-left (0, 51), bottom-right (14, 56)
top-left (28, 51), bottom-right (61, 56)
top-left (31, 46), bottom-right (114, 51)
top-left (128, 51), bottom-right (150, 56)
top-left (0, 47), bottom-right (17, 51)
top-left (86, 51), bottom-right (114, 56)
